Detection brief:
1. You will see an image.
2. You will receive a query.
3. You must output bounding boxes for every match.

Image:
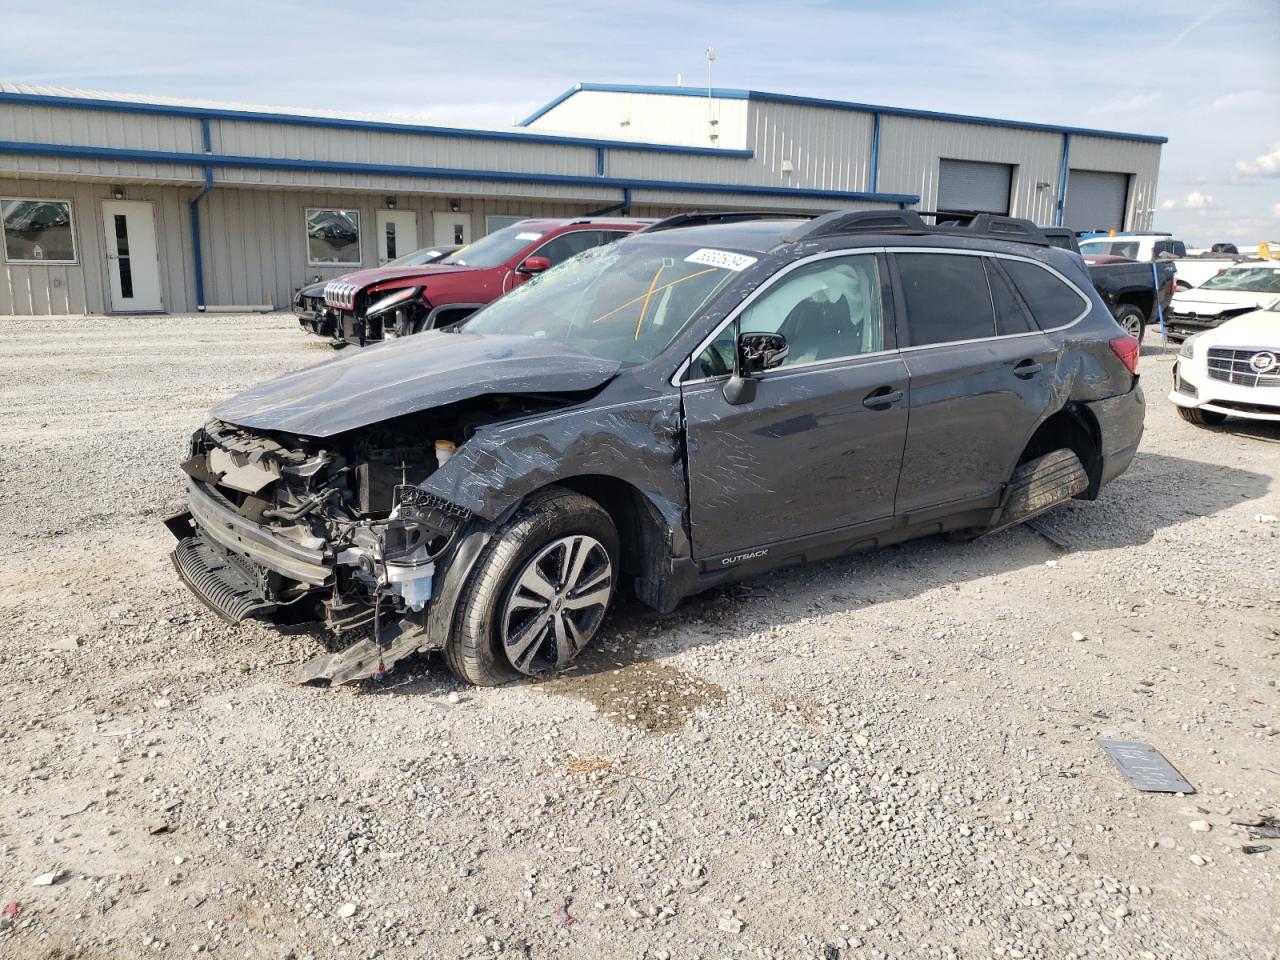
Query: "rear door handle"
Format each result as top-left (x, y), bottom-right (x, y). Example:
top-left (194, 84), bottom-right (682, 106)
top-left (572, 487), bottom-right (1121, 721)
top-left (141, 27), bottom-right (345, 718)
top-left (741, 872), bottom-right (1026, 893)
top-left (1014, 360), bottom-right (1043, 379)
top-left (863, 386), bottom-right (904, 409)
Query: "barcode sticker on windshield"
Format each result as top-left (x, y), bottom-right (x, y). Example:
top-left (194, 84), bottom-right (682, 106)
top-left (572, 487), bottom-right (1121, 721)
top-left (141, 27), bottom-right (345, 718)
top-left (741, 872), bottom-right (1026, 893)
top-left (516, 232), bottom-right (543, 241)
top-left (685, 248), bottom-right (758, 272)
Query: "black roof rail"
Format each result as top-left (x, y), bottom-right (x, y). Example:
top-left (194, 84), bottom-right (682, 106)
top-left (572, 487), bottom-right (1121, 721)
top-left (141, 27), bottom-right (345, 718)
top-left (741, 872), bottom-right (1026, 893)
top-left (784, 209), bottom-right (928, 243)
top-left (636, 211), bottom-right (781, 234)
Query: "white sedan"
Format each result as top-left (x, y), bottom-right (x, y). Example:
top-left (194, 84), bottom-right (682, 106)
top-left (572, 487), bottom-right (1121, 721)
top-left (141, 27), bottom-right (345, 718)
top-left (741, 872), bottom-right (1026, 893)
top-left (1170, 302), bottom-right (1280, 425)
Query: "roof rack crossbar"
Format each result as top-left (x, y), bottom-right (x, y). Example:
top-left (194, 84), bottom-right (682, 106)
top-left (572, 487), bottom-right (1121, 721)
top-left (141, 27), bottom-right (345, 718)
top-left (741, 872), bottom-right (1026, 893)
top-left (637, 211), bottom-right (782, 234)
top-left (785, 208), bottom-right (1051, 247)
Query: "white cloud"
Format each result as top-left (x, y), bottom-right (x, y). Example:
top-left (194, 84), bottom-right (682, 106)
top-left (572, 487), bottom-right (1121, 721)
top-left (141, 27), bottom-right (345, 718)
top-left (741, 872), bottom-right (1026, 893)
top-left (1203, 89), bottom-right (1268, 111)
top-left (1273, 202), bottom-right (1280, 219)
top-left (1087, 92), bottom-right (1163, 117)
top-left (1235, 144), bottom-right (1280, 178)
top-left (1162, 191), bottom-right (1215, 211)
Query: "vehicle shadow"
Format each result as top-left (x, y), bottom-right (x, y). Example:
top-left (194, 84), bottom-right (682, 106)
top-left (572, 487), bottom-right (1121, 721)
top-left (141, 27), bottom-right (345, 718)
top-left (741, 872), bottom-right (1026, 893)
top-left (550, 448), bottom-right (1271, 681)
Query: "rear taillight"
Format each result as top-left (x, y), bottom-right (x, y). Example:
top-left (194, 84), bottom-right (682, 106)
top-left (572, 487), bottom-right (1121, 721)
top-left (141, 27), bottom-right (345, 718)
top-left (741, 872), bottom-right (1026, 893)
top-left (1109, 335), bottom-right (1141, 375)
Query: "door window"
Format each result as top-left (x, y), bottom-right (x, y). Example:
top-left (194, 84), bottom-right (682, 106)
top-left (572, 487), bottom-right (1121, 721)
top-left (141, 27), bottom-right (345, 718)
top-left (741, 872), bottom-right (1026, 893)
top-left (896, 253), bottom-right (997, 345)
top-left (1001, 259), bottom-right (1088, 329)
top-left (738, 255), bottom-right (883, 366)
top-left (532, 230), bottom-right (611, 266)
top-left (985, 259), bottom-right (1035, 335)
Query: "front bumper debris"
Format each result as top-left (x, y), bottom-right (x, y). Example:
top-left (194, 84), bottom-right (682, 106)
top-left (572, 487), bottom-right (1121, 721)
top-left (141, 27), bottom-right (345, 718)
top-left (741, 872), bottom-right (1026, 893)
top-left (171, 533), bottom-right (276, 623)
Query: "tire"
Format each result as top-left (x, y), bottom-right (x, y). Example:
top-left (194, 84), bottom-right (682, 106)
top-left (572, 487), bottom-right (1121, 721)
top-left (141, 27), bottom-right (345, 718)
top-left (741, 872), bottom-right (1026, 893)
top-left (445, 486), bottom-right (619, 686)
top-left (1176, 280), bottom-right (1192, 292)
top-left (1177, 406), bottom-right (1227, 426)
top-left (1113, 304), bottom-right (1145, 341)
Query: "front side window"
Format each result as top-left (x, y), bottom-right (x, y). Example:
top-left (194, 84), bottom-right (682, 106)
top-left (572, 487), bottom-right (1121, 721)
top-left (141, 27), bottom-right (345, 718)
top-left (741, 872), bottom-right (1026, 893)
top-left (1198, 266), bottom-right (1280, 293)
top-left (462, 239), bottom-right (742, 365)
top-left (736, 255), bottom-right (883, 366)
top-left (1, 199), bottom-right (77, 263)
top-left (533, 230), bottom-right (612, 266)
top-left (1002, 258), bottom-right (1087, 329)
top-left (897, 253), bottom-right (996, 346)
top-left (306, 208), bottom-right (360, 265)
top-left (440, 224), bottom-right (545, 268)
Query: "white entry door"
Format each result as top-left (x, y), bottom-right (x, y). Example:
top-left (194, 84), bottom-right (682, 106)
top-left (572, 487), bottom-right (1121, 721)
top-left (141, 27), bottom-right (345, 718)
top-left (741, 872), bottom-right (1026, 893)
top-left (432, 211), bottom-right (471, 248)
top-left (101, 200), bottom-right (163, 311)
top-left (375, 209), bottom-right (419, 265)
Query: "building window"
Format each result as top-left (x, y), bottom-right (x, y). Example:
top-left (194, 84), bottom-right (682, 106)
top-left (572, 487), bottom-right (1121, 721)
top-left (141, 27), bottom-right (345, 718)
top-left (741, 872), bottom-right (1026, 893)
top-left (484, 215), bottom-right (529, 234)
top-left (1, 198), bottom-right (78, 264)
top-left (305, 208), bottom-right (361, 266)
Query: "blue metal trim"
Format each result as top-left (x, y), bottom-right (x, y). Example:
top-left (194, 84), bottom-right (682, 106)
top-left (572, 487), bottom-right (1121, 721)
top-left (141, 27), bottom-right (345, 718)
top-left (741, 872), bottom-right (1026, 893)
top-left (0, 91), bottom-right (754, 159)
top-left (869, 113), bottom-right (881, 192)
top-left (0, 139), bottom-right (920, 205)
top-left (190, 166), bottom-right (215, 308)
top-left (200, 116), bottom-right (212, 153)
top-left (526, 82), bottom-right (1168, 145)
top-left (1055, 133), bottom-right (1071, 227)
top-left (596, 147), bottom-right (605, 176)
top-left (516, 83), bottom-right (583, 126)
top-left (623, 187), bottom-right (632, 212)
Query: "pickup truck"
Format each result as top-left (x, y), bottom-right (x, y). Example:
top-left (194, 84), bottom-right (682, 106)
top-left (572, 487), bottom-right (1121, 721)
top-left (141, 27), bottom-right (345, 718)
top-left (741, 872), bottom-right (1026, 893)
top-left (1043, 228), bottom-right (1176, 339)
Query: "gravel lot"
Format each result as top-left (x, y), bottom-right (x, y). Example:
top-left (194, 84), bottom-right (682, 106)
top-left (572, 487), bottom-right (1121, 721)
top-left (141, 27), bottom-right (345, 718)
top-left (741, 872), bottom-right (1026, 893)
top-left (0, 313), bottom-right (1277, 960)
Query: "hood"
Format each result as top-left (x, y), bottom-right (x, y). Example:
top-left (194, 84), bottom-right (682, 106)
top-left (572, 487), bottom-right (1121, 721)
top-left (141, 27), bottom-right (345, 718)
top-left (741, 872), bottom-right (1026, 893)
top-left (212, 332), bottom-right (621, 438)
top-left (1172, 288), bottom-right (1278, 315)
top-left (331, 262), bottom-right (476, 292)
top-left (1194, 308), bottom-right (1280, 348)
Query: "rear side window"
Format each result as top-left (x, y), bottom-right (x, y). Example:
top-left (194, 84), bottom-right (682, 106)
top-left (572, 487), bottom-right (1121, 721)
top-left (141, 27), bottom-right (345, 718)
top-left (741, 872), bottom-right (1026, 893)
top-left (984, 260), bottom-right (1034, 335)
top-left (1002, 259), bottom-right (1087, 329)
top-left (896, 253), bottom-right (995, 346)
top-left (534, 230), bottom-right (611, 265)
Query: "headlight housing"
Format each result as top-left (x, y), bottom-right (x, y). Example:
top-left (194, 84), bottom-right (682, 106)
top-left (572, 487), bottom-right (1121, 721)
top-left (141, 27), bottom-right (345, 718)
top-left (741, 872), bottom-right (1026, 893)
top-left (366, 286), bottom-right (422, 319)
top-left (1179, 333), bottom-right (1200, 359)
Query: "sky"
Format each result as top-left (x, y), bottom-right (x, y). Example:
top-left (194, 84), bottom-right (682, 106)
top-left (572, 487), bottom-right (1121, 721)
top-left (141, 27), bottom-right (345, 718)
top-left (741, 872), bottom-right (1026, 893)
top-left (2, 0), bottom-right (1276, 245)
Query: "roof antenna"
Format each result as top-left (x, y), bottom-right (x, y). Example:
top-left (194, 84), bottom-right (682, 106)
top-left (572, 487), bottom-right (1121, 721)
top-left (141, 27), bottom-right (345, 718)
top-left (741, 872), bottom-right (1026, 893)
top-left (706, 47), bottom-right (719, 143)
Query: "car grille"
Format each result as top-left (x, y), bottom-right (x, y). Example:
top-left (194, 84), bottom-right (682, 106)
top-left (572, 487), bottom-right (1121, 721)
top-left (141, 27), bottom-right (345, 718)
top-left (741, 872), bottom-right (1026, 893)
top-left (324, 280), bottom-right (358, 311)
top-left (1206, 347), bottom-right (1280, 389)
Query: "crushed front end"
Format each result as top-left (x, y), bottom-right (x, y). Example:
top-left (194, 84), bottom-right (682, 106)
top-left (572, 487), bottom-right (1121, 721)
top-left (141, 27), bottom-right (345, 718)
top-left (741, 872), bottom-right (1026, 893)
top-left (166, 416), bottom-right (471, 682)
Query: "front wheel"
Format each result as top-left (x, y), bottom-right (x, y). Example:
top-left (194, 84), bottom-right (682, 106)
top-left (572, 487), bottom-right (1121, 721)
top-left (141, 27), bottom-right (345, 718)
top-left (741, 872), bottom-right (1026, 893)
top-left (1113, 304), bottom-right (1145, 341)
top-left (445, 487), bottom-right (619, 686)
top-left (1177, 406), bottom-right (1227, 426)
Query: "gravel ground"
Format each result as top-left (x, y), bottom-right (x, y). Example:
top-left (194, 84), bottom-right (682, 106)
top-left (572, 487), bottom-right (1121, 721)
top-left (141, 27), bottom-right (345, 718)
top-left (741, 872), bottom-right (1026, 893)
top-left (0, 313), bottom-right (1276, 960)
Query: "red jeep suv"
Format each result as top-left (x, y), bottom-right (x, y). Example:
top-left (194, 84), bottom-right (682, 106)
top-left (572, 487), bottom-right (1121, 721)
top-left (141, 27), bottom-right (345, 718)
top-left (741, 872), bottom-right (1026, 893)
top-left (323, 217), bottom-right (651, 346)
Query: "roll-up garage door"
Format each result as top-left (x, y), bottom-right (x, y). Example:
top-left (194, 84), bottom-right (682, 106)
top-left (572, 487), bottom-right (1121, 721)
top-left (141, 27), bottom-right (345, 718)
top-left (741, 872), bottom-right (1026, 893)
top-left (1064, 170), bottom-right (1129, 232)
top-left (937, 160), bottom-right (1013, 215)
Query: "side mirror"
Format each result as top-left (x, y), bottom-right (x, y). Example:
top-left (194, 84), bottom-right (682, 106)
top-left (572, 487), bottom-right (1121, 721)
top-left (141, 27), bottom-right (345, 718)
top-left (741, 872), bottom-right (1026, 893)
top-left (723, 332), bottom-right (787, 405)
top-left (517, 255), bottom-right (551, 275)
top-left (738, 332), bottom-right (788, 375)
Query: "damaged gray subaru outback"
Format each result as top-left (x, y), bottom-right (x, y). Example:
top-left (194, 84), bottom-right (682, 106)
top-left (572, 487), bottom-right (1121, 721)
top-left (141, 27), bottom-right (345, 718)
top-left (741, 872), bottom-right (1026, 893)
top-left (167, 210), bottom-right (1144, 685)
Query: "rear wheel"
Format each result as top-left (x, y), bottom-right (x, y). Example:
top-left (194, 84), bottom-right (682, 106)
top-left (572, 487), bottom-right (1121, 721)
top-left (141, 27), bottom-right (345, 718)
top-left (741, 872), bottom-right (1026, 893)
top-left (445, 487), bottom-right (619, 686)
top-left (1177, 406), bottom-right (1227, 426)
top-left (1113, 304), bottom-right (1145, 341)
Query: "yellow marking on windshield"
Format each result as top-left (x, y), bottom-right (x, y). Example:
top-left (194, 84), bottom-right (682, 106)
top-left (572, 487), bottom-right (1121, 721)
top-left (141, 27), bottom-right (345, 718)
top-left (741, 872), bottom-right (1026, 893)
top-left (635, 263), bottom-right (665, 340)
top-left (590, 268), bottom-right (718, 327)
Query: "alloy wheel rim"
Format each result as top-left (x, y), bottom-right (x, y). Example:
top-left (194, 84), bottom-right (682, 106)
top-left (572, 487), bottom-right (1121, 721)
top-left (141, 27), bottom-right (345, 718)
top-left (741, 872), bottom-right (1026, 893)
top-left (500, 534), bottom-right (613, 675)
top-left (1121, 315), bottom-right (1142, 338)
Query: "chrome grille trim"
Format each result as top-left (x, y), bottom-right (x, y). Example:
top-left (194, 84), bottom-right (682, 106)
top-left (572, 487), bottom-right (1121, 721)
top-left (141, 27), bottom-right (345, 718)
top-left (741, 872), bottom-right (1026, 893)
top-left (1206, 347), bottom-right (1280, 389)
top-left (323, 280), bottom-right (359, 310)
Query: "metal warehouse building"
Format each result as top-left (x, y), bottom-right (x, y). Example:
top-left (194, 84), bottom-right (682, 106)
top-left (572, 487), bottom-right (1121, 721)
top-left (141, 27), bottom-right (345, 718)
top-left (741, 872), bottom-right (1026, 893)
top-left (0, 81), bottom-right (1165, 316)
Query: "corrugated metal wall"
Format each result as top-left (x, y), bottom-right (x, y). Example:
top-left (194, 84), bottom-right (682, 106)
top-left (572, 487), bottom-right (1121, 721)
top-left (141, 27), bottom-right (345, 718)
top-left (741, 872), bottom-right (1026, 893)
top-left (746, 101), bottom-right (875, 191)
top-left (0, 177), bottom-right (193, 315)
top-left (1067, 135), bottom-right (1162, 231)
top-left (876, 115), bottom-right (1064, 224)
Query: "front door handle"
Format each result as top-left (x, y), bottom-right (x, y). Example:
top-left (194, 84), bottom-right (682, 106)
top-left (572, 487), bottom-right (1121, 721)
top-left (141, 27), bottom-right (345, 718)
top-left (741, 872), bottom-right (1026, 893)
top-left (1014, 360), bottom-right (1043, 379)
top-left (863, 386), bottom-right (904, 409)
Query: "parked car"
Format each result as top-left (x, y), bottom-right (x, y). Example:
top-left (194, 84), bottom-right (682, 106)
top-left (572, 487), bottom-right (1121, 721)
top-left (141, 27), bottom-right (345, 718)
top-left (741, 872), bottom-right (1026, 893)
top-left (324, 218), bottom-right (651, 347)
top-left (293, 245), bottom-right (461, 338)
top-left (1078, 233), bottom-right (1187, 262)
top-left (1079, 254), bottom-right (1178, 340)
top-left (1165, 262), bottom-right (1280, 341)
top-left (165, 210), bottom-right (1143, 687)
top-left (1170, 251), bottom-right (1264, 290)
top-left (1170, 300), bottom-right (1279, 425)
